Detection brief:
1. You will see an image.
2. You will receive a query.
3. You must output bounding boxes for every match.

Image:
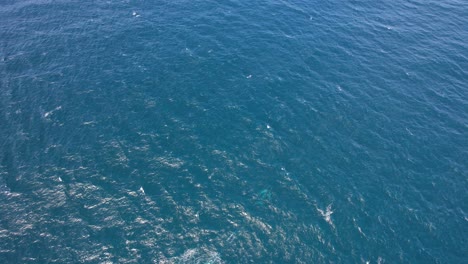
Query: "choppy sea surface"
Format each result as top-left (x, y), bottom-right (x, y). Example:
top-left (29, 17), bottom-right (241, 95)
top-left (1, 0), bottom-right (467, 263)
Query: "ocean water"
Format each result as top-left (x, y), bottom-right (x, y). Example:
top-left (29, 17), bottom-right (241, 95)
top-left (0, 0), bottom-right (467, 263)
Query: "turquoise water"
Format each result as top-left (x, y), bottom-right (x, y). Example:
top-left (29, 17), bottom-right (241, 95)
top-left (1, 0), bottom-right (467, 263)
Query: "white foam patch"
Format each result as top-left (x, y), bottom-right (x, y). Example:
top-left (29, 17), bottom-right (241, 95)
top-left (135, 217), bottom-right (148, 224)
top-left (82, 121), bottom-right (96, 125)
top-left (239, 207), bottom-right (272, 235)
top-left (154, 156), bottom-right (184, 168)
top-left (317, 204), bottom-right (334, 227)
top-left (353, 218), bottom-right (366, 237)
top-left (171, 248), bottom-right (223, 264)
top-left (43, 106), bottom-right (62, 118)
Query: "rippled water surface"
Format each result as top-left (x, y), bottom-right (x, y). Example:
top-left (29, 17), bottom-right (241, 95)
top-left (1, 0), bottom-right (467, 263)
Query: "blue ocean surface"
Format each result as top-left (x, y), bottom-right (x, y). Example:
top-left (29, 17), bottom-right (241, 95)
top-left (1, 0), bottom-right (467, 263)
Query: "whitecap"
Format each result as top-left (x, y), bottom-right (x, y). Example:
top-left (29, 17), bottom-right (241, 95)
top-left (43, 106), bottom-right (62, 118)
top-left (317, 204), bottom-right (334, 227)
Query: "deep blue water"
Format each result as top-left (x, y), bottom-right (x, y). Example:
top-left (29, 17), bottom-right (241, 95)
top-left (1, 0), bottom-right (467, 263)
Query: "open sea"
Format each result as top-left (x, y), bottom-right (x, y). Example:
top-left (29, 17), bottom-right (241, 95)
top-left (1, 0), bottom-right (467, 263)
